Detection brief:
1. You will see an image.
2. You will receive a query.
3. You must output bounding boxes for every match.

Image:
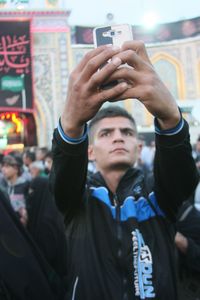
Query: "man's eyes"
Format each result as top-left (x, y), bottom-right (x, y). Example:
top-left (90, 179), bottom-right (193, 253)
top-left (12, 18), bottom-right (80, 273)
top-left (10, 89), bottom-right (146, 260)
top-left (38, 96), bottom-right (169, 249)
top-left (100, 130), bottom-right (135, 137)
top-left (123, 130), bottom-right (135, 136)
top-left (100, 131), bottom-right (110, 137)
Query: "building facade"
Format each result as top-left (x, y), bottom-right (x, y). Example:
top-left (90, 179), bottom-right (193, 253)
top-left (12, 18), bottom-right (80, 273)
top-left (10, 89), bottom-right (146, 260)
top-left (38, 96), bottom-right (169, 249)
top-left (0, 10), bottom-right (200, 152)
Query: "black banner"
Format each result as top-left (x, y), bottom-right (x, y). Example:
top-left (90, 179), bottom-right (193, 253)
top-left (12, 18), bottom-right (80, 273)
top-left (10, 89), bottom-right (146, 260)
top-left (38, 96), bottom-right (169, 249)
top-left (0, 19), bottom-right (33, 111)
top-left (74, 16), bottom-right (200, 44)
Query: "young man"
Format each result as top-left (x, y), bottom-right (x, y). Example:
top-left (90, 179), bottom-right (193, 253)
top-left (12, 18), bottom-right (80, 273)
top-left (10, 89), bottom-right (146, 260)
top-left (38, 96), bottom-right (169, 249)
top-left (50, 41), bottom-right (198, 299)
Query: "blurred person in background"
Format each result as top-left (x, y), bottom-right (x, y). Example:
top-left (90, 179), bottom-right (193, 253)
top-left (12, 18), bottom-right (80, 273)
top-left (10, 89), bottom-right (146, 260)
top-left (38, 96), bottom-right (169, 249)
top-left (22, 149), bottom-right (36, 181)
top-left (140, 139), bottom-right (155, 172)
top-left (0, 153), bottom-right (4, 183)
top-left (44, 151), bottom-right (53, 175)
top-left (29, 160), bottom-right (47, 179)
top-left (192, 136), bottom-right (200, 174)
top-left (0, 186), bottom-right (66, 299)
top-left (27, 176), bottom-right (68, 282)
top-left (36, 147), bottom-right (49, 163)
top-left (194, 180), bottom-right (200, 211)
top-left (1, 153), bottom-right (29, 226)
top-left (175, 200), bottom-right (200, 300)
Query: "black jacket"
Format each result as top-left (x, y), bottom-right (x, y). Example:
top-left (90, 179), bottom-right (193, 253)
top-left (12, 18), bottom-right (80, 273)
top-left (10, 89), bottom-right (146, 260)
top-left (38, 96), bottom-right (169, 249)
top-left (50, 119), bottom-right (198, 300)
top-left (0, 188), bottom-right (65, 300)
top-left (27, 176), bottom-right (68, 279)
top-left (176, 201), bottom-right (200, 299)
top-left (0, 176), bottom-right (29, 213)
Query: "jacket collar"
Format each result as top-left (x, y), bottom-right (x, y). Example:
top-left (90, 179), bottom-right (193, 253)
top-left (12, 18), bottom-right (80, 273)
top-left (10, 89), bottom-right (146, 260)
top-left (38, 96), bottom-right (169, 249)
top-left (88, 168), bottom-right (145, 204)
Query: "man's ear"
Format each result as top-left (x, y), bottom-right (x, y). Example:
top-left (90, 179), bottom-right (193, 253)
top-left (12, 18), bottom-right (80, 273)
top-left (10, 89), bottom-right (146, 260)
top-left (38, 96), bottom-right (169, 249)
top-left (135, 141), bottom-right (143, 164)
top-left (138, 142), bottom-right (143, 155)
top-left (88, 145), bottom-right (95, 161)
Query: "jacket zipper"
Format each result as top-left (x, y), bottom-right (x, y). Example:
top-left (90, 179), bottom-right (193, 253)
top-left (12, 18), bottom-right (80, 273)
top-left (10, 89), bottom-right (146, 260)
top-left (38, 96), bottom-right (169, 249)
top-left (113, 194), bottom-right (129, 300)
top-left (113, 194), bottom-right (122, 257)
top-left (71, 276), bottom-right (79, 300)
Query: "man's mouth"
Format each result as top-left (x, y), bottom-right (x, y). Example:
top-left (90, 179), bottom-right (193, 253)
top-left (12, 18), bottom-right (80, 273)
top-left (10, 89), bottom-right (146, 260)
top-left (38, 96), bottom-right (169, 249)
top-left (110, 148), bottom-right (128, 153)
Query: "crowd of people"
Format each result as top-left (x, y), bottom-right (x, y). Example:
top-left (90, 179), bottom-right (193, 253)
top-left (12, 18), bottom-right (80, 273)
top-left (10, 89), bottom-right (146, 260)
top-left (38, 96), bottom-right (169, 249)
top-left (0, 40), bottom-right (199, 299)
top-left (0, 147), bottom-right (53, 226)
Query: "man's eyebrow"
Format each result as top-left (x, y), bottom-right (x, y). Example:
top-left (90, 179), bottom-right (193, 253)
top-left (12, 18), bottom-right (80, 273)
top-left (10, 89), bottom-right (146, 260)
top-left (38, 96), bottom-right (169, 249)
top-left (123, 127), bottom-right (137, 132)
top-left (100, 127), bottom-right (114, 131)
top-left (121, 127), bottom-right (136, 131)
top-left (97, 128), bottom-right (114, 134)
top-left (97, 127), bottom-right (136, 133)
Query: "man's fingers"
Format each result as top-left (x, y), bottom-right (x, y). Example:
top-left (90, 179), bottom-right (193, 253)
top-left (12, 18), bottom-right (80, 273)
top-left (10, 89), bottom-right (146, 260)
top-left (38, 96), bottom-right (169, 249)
top-left (110, 85), bottom-right (143, 102)
top-left (80, 46), bottom-right (121, 83)
top-left (97, 81), bottom-right (129, 104)
top-left (116, 50), bottom-right (152, 71)
top-left (74, 45), bottom-right (110, 73)
top-left (122, 40), bottom-right (152, 64)
top-left (104, 66), bottom-right (139, 84)
top-left (88, 56), bottom-right (123, 90)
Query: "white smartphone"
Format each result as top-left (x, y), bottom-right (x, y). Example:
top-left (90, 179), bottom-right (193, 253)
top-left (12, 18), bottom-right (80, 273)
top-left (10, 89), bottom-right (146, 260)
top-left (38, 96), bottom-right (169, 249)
top-left (93, 24), bottom-right (133, 48)
top-left (93, 24), bottom-right (133, 89)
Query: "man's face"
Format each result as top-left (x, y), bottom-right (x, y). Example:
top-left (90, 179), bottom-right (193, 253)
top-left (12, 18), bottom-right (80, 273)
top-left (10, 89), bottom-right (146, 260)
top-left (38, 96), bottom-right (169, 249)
top-left (196, 141), bottom-right (200, 153)
top-left (22, 154), bottom-right (29, 166)
top-left (89, 117), bottom-right (139, 172)
top-left (44, 157), bottom-right (53, 171)
top-left (2, 163), bottom-right (18, 180)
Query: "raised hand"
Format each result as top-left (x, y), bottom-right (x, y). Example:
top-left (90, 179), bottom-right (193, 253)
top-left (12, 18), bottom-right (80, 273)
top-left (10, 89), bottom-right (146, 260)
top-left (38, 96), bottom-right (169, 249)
top-left (107, 41), bottom-right (181, 129)
top-left (61, 45), bottom-right (129, 138)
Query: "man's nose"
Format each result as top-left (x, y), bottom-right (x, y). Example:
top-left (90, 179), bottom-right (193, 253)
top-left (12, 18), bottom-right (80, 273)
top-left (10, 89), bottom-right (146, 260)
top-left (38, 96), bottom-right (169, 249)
top-left (113, 130), bottom-right (124, 141)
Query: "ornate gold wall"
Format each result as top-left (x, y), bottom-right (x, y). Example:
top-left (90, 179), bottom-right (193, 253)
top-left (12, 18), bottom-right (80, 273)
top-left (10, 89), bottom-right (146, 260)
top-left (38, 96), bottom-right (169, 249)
top-left (27, 21), bottom-right (200, 145)
top-left (71, 38), bottom-right (200, 132)
top-left (30, 11), bottom-right (71, 147)
top-left (0, 11), bottom-right (199, 146)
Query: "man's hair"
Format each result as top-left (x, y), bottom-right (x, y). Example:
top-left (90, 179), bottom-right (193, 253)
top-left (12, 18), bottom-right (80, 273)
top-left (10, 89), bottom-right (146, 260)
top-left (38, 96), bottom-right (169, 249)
top-left (45, 151), bottom-right (53, 160)
top-left (2, 153), bottom-right (23, 176)
top-left (24, 150), bottom-right (36, 162)
top-left (88, 105), bottom-right (137, 142)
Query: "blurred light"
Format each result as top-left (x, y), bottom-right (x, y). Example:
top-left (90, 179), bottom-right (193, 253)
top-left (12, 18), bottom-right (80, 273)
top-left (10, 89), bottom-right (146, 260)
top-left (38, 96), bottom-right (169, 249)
top-left (0, 113), bottom-right (23, 134)
top-left (16, 5), bottom-right (24, 10)
top-left (142, 12), bottom-right (159, 29)
top-left (0, 121), bottom-right (4, 130)
top-left (194, 121), bottom-right (200, 126)
top-left (12, 113), bottom-right (23, 133)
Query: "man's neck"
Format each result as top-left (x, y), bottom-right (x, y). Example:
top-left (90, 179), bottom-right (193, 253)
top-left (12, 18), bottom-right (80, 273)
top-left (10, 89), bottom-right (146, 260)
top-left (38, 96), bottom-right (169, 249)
top-left (100, 169), bottom-right (127, 194)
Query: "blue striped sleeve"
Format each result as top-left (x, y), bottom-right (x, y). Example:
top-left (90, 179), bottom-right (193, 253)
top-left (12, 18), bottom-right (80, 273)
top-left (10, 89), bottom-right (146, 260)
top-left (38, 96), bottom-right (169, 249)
top-left (154, 114), bottom-right (184, 136)
top-left (57, 118), bottom-right (88, 144)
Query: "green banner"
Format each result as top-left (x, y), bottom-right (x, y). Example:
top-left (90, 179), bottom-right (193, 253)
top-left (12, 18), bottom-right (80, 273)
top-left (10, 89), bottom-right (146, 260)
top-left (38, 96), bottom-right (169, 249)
top-left (1, 76), bottom-right (24, 93)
